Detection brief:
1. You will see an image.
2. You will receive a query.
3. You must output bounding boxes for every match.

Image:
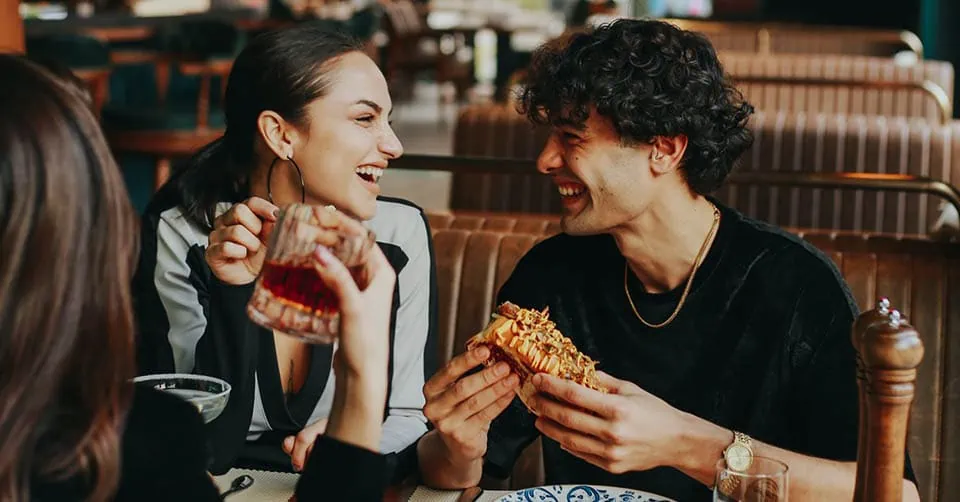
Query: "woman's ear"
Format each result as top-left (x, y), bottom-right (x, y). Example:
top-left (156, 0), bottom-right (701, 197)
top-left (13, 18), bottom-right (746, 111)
top-left (649, 135), bottom-right (689, 175)
top-left (257, 110), bottom-right (298, 159)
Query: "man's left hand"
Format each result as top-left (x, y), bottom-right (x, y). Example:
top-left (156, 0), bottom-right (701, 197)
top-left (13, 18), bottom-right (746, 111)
top-left (528, 371), bottom-right (687, 474)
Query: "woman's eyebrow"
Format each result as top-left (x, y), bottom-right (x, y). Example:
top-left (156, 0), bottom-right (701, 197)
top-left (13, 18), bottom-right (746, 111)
top-left (353, 99), bottom-right (393, 118)
top-left (354, 99), bottom-right (382, 113)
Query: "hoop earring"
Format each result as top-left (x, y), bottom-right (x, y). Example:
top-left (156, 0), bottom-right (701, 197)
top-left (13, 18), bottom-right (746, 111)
top-left (266, 155), bottom-right (306, 204)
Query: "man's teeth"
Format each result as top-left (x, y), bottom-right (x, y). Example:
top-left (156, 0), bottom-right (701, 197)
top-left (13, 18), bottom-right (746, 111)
top-left (557, 184), bottom-right (585, 197)
top-left (356, 166), bottom-right (384, 182)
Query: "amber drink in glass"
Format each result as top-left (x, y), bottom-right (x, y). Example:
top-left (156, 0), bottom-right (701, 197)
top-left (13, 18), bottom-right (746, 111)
top-left (246, 203), bottom-right (375, 343)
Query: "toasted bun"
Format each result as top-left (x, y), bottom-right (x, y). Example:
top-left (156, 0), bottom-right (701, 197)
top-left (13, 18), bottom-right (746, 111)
top-left (466, 302), bottom-right (605, 414)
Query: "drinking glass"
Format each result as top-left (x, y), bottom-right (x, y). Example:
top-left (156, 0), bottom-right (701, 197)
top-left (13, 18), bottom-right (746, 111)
top-left (246, 203), bottom-right (376, 344)
top-left (714, 457), bottom-right (789, 502)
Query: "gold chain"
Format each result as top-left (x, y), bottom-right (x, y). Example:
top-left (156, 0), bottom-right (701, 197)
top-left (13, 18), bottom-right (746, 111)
top-left (624, 205), bottom-right (721, 329)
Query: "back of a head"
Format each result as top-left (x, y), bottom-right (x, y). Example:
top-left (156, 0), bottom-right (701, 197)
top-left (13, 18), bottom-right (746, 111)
top-left (26, 55), bottom-right (94, 106)
top-left (0, 54), bottom-right (136, 502)
top-left (519, 18), bottom-right (755, 194)
top-left (175, 23), bottom-right (364, 231)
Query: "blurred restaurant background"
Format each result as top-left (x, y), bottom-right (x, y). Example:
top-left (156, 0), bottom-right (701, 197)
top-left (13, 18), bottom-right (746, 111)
top-left (3, 0), bottom-right (959, 215)
top-left (3, 1), bottom-right (960, 500)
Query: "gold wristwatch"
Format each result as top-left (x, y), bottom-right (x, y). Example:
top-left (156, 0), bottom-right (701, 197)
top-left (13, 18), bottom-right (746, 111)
top-left (723, 431), bottom-right (754, 472)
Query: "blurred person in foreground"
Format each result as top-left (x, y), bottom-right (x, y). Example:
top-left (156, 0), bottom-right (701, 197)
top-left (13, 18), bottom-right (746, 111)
top-left (415, 19), bottom-right (921, 502)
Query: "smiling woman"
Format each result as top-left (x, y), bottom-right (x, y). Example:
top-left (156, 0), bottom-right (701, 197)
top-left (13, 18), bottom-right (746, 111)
top-left (131, 24), bottom-right (437, 480)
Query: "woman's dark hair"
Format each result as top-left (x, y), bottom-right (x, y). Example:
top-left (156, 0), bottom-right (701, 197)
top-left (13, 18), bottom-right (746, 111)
top-left (25, 55), bottom-right (93, 106)
top-left (176, 23), bottom-right (364, 232)
top-left (0, 54), bottom-right (137, 501)
top-left (518, 19), bottom-right (755, 194)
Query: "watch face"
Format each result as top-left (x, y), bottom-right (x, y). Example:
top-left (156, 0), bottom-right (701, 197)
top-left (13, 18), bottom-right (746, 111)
top-left (725, 445), bottom-right (753, 472)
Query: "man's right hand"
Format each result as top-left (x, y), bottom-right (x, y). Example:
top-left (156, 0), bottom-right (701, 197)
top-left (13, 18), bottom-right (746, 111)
top-left (422, 347), bottom-right (520, 463)
top-left (205, 197), bottom-right (279, 285)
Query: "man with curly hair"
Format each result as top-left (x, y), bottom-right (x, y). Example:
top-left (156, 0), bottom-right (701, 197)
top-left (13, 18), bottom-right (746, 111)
top-left (416, 19), bottom-right (920, 501)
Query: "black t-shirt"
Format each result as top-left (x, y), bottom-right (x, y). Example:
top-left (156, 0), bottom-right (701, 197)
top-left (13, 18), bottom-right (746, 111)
top-left (484, 202), bottom-right (916, 501)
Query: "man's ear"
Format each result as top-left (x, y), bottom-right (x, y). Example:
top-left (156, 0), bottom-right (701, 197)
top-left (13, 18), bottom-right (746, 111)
top-left (649, 135), bottom-right (688, 175)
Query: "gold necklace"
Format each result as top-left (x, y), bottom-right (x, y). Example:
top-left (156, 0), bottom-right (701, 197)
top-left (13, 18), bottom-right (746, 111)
top-left (624, 205), bottom-right (721, 329)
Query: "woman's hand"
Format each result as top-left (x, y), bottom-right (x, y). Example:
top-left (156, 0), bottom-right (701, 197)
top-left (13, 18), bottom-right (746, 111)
top-left (320, 244), bottom-right (395, 380)
top-left (205, 197), bottom-right (279, 285)
top-left (283, 418), bottom-right (328, 472)
top-left (311, 240), bottom-right (396, 452)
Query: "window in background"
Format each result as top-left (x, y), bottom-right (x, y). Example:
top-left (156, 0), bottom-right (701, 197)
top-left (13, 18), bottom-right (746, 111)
top-left (630, 0), bottom-right (713, 17)
top-left (515, 0), bottom-right (550, 11)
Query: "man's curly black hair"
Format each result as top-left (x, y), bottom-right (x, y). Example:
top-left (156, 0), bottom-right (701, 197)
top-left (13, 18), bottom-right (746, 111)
top-left (518, 19), bottom-right (754, 195)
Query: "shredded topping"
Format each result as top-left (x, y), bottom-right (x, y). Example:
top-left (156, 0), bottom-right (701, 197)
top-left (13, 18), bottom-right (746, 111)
top-left (490, 302), bottom-right (605, 392)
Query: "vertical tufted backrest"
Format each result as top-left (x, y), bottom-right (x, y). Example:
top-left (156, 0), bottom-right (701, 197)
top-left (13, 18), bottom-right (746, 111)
top-left (721, 53), bottom-right (954, 122)
top-left (720, 112), bottom-right (960, 235)
top-left (451, 105), bottom-right (557, 214)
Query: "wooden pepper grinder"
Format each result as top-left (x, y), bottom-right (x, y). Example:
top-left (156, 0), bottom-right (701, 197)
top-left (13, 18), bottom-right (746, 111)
top-left (852, 302), bottom-right (923, 502)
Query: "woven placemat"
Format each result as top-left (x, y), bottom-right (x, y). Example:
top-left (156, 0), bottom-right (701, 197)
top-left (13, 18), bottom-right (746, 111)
top-left (214, 468), bottom-right (299, 501)
top-left (406, 486), bottom-right (511, 502)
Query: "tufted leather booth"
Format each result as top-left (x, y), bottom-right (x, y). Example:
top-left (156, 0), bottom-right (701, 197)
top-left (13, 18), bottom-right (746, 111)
top-left (720, 113), bottom-right (960, 235)
top-left (450, 108), bottom-right (960, 235)
top-left (426, 211), bottom-right (562, 236)
top-left (450, 105), bottom-right (555, 215)
top-left (656, 20), bottom-right (923, 59)
top-left (719, 53), bottom-right (954, 123)
top-left (427, 216), bottom-right (960, 501)
top-left (760, 29), bottom-right (921, 59)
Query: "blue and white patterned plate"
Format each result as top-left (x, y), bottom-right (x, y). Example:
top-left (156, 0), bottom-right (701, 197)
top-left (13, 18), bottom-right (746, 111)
top-left (494, 485), bottom-right (677, 502)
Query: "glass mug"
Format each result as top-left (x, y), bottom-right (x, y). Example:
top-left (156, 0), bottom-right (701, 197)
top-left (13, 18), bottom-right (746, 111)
top-left (714, 457), bottom-right (789, 502)
top-left (246, 203), bottom-right (376, 343)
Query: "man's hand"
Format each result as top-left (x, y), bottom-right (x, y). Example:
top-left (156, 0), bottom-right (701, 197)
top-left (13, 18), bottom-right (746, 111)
top-left (283, 419), bottom-right (329, 472)
top-left (528, 371), bottom-right (686, 474)
top-left (422, 347), bottom-right (520, 464)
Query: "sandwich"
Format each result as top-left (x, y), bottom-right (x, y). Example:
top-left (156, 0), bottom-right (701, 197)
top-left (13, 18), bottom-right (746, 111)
top-left (466, 302), bottom-right (606, 413)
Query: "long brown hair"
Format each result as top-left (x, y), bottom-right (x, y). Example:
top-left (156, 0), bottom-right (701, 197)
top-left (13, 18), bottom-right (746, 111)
top-left (0, 54), bottom-right (137, 501)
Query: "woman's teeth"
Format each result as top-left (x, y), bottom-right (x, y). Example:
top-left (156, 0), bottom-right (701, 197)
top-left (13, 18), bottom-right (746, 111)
top-left (557, 184), bottom-right (585, 197)
top-left (356, 166), bottom-right (384, 183)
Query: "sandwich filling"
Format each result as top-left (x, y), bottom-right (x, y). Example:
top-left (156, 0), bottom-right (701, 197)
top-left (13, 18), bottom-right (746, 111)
top-left (467, 302), bottom-right (605, 393)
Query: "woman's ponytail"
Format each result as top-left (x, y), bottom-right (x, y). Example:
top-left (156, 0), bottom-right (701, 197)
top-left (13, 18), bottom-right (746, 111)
top-left (175, 135), bottom-right (247, 232)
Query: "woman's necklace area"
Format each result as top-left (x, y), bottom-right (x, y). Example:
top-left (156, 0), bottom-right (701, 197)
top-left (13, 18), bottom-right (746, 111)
top-left (624, 205), bottom-right (721, 329)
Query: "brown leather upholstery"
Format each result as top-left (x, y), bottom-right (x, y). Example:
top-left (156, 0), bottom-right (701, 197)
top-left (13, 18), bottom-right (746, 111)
top-left (451, 106), bottom-right (556, 213)
top-left (764, 29), bottom-right (921, 59)
top-left (429, 220), bottom-right (959, 500)
top-left (450, 108), bottom-right (960, 235)
top-left (724, 112), bottom-right (960, 235)
top-left (720, 53), bottom-right (954, 122)
top-left (663, 20), bottom-right (922, 59)
top-left (450, 105), bottom-right (554, 214)
top-left (427, 211), bottom-right (562, 235)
